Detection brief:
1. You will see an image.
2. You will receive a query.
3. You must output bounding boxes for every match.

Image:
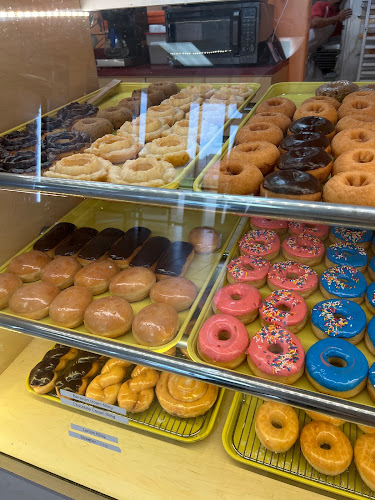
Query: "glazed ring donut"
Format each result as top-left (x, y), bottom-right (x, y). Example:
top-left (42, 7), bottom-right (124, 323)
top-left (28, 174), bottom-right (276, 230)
top-left (338, 98), bottom-right (375, 120)
top-left (138, 134), bottom-right (191, 167)
top-left (323, 171), bottom-right (375, 206)
top-left (217, 161), bottom-right (263, 195)
top-left (300, 421), bottom-right (353, 475)
top-left (305, 410), bottom-right (345, 426)
top-left (168, 91), bottom-right (203, 112)
top-left (293, 101), bottom-right (338, 124)
top-left (342, 90), bottom-right (375, 105)
top-left (7, 250), bottom-right (51, 282)
top-left (333, 148), bottom-right (375, 175)
top-left (235, 122), bottom-right (283, 146)
top-left (119, 116), bottom-right (169, 143)
top-left (302, 95), bottom-right (340, 110)
top-left (107, 158), bottom-right (175, 187)
top-left (223, 141), bottom-right (280, 175)
top-left (148, 81), bottom-right (179, 98)
top-left (85, 133), bottom-right (140, 163)
top-left (72, 117), bottom-right (114, 141)
top-left (96, 106), bottom-right (132, 128)
top-left (256, 97), bottom-right (296, 119)
top-left (146, 104), bottom-right (185, 126)
top-left (355, 434), bottom-right (375, 491)
top-left (255, 402), bottom-right (299, 453)
top-left (331, 128), bottom-right (375, 158)
top-left (336, 115), bottom-right (375, 133)
top-left (43, 153), bottom-right (111, 181)
top-left (249, 112), bottom-right (291, 133)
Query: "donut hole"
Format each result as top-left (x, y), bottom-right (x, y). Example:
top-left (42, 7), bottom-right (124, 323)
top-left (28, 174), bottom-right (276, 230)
top-left (244, 264), bottom-right (255, 271)
top-left (231, 294), bottom-right (242, 301)
top-left (319, 442), bottom-right (331, 451)
top-left (353, 151), bottom-right (374, 163)
top-left (218, 330), bottom-right (231, 341)
top-left (327, 356), bottom-right (347, 368)
top-left (345, 174), bottom-right (370, 187)
top-left (351, 100), bottom-right (369, 110)
top-left (267, 98), bottom-right (282, 107)
top-left (333, 313), bottom-right (346, 321)
top-left (268, 343), bottom-right (283, 355)
top-left (276, 304), bottom-right (291, 312)
top-left (271, 419), bottom-right (283, 429)
top-left (249, 123), bottom-right (269, 132)
top-left (286, 273), bottom-right (299, 280)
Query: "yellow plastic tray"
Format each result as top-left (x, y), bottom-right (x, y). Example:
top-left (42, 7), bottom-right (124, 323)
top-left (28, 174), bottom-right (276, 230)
top-left (223, 393), bottom-right (373, 499)
top-left (193, 81), bottom-right (373, 191)
top-left (0, 81), bottom-right (260, 190)
top-left (1, 198), bottom-right (240, 353)
top-left (187, 224), bottom-right (375, 410)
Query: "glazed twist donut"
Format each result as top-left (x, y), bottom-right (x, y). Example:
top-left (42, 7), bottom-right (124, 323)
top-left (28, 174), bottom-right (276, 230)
top-left (85, 133), bottom-right (141, 163)
top-left (43, 153), bottom-right (111, 181)
top-left (302, 95), bottom-right (340, 110)
top-left (117, 365), bottom-right (159, 413)
top-left (85, 359), bottom-right (132, 404)
top-left (338, 98), bottom-right (375, 120)
top-left (119, 116), bottom-right (169, 143)
top-left (256, 97), bottom-right (296, 119)
top-left (155, 372), bottom-right (218, 418)
top-left (323, 171), bottom-right (375, 206)
top-left (108, 158), bottom-right (175, 187)
top-left (293, 101), bottom-right (338, 124)
top-left (146, 104), bottom-right (185, 125)
top-left (235, 122), bottom-right (283, 146)
top-left (336, 115), bottom-right (375, 133)
top-left (333, 148), bottom-right (375, 175)
top-left (331, 128), bottom-right (375, 158)
top-left (139, 134), bottom-right (192, 167)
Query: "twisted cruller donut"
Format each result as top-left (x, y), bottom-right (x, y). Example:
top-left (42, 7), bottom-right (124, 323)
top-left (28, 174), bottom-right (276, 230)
top-left (355, 433), bottom-right (375, 491)
top-left (235, 122), bottom-right (283, 146)
top-left (331, 128), bottom-right (375, 158)
top-left (85, 358), bottom-right (132, 405)
top-left (333, 148), bottom-right (375, 175)
top-left (43, 153), bottom-right (111, 181)
top-left (293, 101), bottom-right (338, 124)
top-left (147, 103), bottom-right (185, 125)
top-left (336, 115), bottom-right (375, 133)
top-left (217, 160), bottom-right (263, 195)
top-left (249, 112), bottom-right (291, 133)
top-left (118, 365), bottom-right (159, 413)
top-left (168, 91), bottom-right (203, 113)
top-left (108, 158), bottom-right (175, 187)
top-left (302, 95), bottom-right (340, 110)
top-left (139, 134), bottom-right (191, 167)
top-left (119, 116), bottom-right (169, 143)
top-left (223, 141), bottom-right (280, 175)
top-left (155, 372), bottom-right (218, 418)
top-left (256, 97), bottom-right (296, 119)
top-left (338, 99), bottom-right (375, 120)
top-left (85, 133), bottom-right (140, 163)
top-left (255, 402), bottom-right (299, 453)
top-left (323, 171), bottom-right (375, 206)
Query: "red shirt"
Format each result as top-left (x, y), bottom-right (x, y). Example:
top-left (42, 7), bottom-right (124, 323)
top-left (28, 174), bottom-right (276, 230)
top-left (311, 1), bottom-right (343, 37)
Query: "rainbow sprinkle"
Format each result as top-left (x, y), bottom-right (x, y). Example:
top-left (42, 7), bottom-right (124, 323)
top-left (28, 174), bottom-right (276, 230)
top-left (227, 255), bottom-right (268, 280)
top-left (239, 229), bottom-right (279, 255)
top-left (260, 290), bottom-right (301, 324)
top-left (321, 265), bottom-right (360, 290)
top-left (269, 261), bottom-right (317, 288)
top-left (254, 325), bottom-right (300, 373)
top-left (316, 300), bottom-right (349, 336)
top-left (333, 227), bottom-right (371, 243)
top-left (283, 233), bottom-right (324, 256)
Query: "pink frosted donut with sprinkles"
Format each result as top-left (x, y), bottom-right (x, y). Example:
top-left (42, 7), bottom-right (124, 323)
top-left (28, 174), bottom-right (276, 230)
top-left (267, 261), bottom-right (318, 298)
top-left (329, 226), bottom-right (373, 249)
top-left (227, 255), bottom-right (270, 288)
top-left (238, 229), bottom-right (280, 261)
top-left (259, 289), bottom-right (308, 333)
top-left (247, 324), bottom-right (305, 384)
top-left (288, 221), bottom-right (329, 241)
top-left (282, 233), bottom-right (325, 266)
top-left (212, 283), bottom-right (262, 324)
top-left (250, 217), bottom-right (288, 235)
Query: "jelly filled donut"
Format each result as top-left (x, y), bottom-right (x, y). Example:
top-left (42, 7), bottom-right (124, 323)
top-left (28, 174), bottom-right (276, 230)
top-left (255, 402), bottom-right (299, 453)
top-left (329, 226), bottom-right (372, 249)
top-left (311, 299), bottom-right (367, 344)
top-left (325, 243), bottom-right (367, 272)
top-left (259, 290), bottom-right (307, 333)
top-left (84, 296), bottom-right (133, 338)
top-left (261, 170), bottom-right (322, 202)
top-left (367, 362), bottom-right (375, 403)
top-left (132, 303), bottom-right (179, 347)
top-left (288, 221), bottom-right (329, 241)
top-left (226, 255), bottom-right (270, 288)
top-left (150, 277), bottom-right (197, 312)
top-left (365, 282), bottom-right (375, 315)
top-left (212, 283), bottom-right (262, 324)
top-left (198, 314), bottom-right (249, 368)
top-left (238, 229), bottom-right (280, 261)
top-left (288, 115), bottom-right (335, 140)
top-left (279, 132), bottom-right (331, 155)
top-left (282, 233), bottom-right (325, 267)
top-left (250, 217), bottom-right (288, 235)
top-left (277, 147), bottom-right (333, 183)
top-left (355, 433), bottom-right (375, 491)
top-left (9, 282), bottom-right (59, 320)
top-left (0, 273), bottom-right (22, 309)
top-left (267, 261), bottom-right (318, 298)
top-left (320, 265), bottom-right (367, 304)
top-left (7, 250), bottom-right (51, 282)
top-left (305, 337), bottom-right (368, 398)
top-left (247, 325), bottom-right (305, 384)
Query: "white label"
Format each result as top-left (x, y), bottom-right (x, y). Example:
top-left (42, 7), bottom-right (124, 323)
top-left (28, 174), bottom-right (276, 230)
top-left (70, 423), bottom-right (118, 443)
top-left (60, 389), bottom-right (127, 416)
top-left (69, 430), bottom-right (121, 453)
top-left (61, 397), bottom-right (129, 424)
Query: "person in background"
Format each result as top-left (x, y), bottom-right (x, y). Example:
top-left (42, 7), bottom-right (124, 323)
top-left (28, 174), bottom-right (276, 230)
top-left (306, 0), bottom-right (352, 81)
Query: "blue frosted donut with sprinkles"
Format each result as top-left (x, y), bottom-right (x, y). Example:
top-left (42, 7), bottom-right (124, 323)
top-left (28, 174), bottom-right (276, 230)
top-left (369, 256), bottom-right (375, 281)
top-left (311, 299), bottom-right (366, 344)
top-left (329, 227), bottom-right (373, 249)
top-left (367, 362), bottom-right (375, 403)
top-left (319, 265), bottom-right (367, 304)
top-left (366, 282), bottom-right (375, 315)
top-left (325, 243), bottom-right (367, 272)
top-left (365, 316), bottom-right (375, 356)
top-left (306, 337), bottom-right (368, 398)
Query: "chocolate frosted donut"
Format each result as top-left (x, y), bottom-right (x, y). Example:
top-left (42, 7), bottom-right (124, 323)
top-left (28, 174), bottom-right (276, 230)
top-left (279, 132), bottom-right (330, 154)
top-left (0, 150), bottom-right (57, 174)
top-left (261, 170), bottom-right (322, 201)
top-left (0, 130), bottom-right (37, 152)
top-left (43, 131), bottom-right (91, 157)
top-left (57, 101), bottom-right (98, 125)
top-left (289, 117), bottom-right (335, 140)
top-left (315, 80), bottom-right (359, 102)
top-left (277, 147), bottom-right (333, 182)
top-left (26, 116), bottom-right (65, 135)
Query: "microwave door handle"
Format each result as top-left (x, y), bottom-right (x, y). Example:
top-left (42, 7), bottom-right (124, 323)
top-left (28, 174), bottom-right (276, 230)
top-left (232, 11), bottom-right (240, 55)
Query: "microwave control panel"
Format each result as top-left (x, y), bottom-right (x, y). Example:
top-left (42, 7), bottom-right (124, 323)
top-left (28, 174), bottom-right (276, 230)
top-left (241, 6), bottom-right (258, 54)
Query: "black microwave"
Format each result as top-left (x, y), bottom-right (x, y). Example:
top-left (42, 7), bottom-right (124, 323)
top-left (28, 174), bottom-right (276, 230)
top-left (163, 0), bottom-right (284, 66)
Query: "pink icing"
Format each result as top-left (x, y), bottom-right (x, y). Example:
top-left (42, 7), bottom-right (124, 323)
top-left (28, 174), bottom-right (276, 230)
top-left (267, 261), bottom-right (318, 293)
top-left (251, 217), bottom-right (288, 231)
top-left (198, 314), bottom-right (249, 363)
top-left (288, 221), bottom-right (329, 239)
top-left (227, 255), bottom-right (270, 283)
top-left (259, 290), bottom-right (307, 327)
top-left (282, 233), bottom-right (325, 259)
top-left (213, 283), bottom-right (262, 317)
top-left (247, 325), bottom-right (305, 377)
top-left (239, 229), bottom-right (280, 259)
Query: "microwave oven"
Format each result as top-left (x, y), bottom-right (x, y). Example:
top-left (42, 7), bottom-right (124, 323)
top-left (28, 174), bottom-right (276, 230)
top-left (163, 0), bottom-right (285, 66)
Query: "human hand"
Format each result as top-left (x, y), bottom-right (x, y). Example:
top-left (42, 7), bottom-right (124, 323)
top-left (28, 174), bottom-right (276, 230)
top-left (338, 9), bottom-right (352, 22)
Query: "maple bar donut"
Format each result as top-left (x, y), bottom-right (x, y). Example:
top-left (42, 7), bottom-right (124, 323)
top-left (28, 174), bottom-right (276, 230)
top-left (288, 221), bottom-right (329, 241)
top-left (227, 255), bottom-right (270, 288)
top-left (198, 314), bottom-right (249, 368)
top-left (277, 147), bottom-right (333, 183)
top-left (338, 98), bottom-right (375, 120)
top-left (305, 410), bottom-right (345, 427)
top-left (311, 299), bottom-right (366, 344)
top-left (301, 95), bottom-right (340, 111)
top-left (325, 243), bottom-right (367, 272)
top-left (331, 128), bottom-right (375, 158)
top-left (154, 241), bottom-right (195, 280)
top-left (188, 226), bottom-right (221, 254)
top-left (74, 260), bottom-right (119, 295)
top-left (355, 433), bottom-right (375, 491)
top-left (132, 303), bottom-right (179, 347)
top-left (249, 112), bottom-right (291, 133)
top-left (72, 117), bottom-right (113, 141)
top-left (33, 222), bottom-right (76, 257)
top-left (49, 285), bottom-right (93, 328)
top-left (129, 236), bottom-right (170, 270)
top-left (97, 106), bottom-right (132, 128)
top-left (7, 250), bottom-right (51, 282)
top-left (336, 115), bottom-right (375, 133)
top-left (217, 161), bottom-right (263, 195)
top-left (0, 273), bottom-right (22, 309)
top-left (315, 80), bottom-right (359, 101)
top-left (267, 261), bottom-right (318, 298)
top-left (323, 171), bottom-right (375, 207)
top-left (109, 267), bottom-right (156, 302)
top-left (305, 337), bottom-right (368, 398)
top-left (84, 296), bottom-right (133, 338)
top-left (9, 282), bottom-right (59, 320)
top-left (85, 133), bottom-right (140, 163)
top-left (78, 227), bottom-right (125, 265)
top-left (223, 141), bottom-right (280, 176)
top-left (259, 289), bottom-right (307, 333)
top-left (261, 170), bottom-right (322, 202)
top-left (333, 148), bottom-right (375, 175)
top-left (320, 265), bottom-right (367, 304)
top-left (255, 402), bottom-right (299, 453)
top-left (365, 282), bottom-right (375, 315)
top-left (250, 217), bottom-right (288, 235)
top-left (288, 115), bottom-right (335, 140)
top-left (282, 233), bottom-right (325, 266)
top-left (247, 325), bottom-right (305, 384)
top-left (212, 283), bottom-right (262, 324)
top-left (150, 277), bottom-right (198, 312)
top-left (279, 132), bottom-right (331, 155)
top-left (293, 101), bottom-right (338, 124)
top-left (256, 97), bottom-right (296, 119)
top-left (41, 256), bottom-right (81, 289)
top-left (239, 229), bottom-right (280, 261)
top-left (235, 122), bottom-right (283, 146)
top-left (329, 226), bottom-right (373, 249)
top-left (300, 421), bottom-right (353, 476)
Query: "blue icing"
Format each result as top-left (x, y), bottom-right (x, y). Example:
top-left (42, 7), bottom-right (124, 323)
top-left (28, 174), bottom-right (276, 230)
top-left (369, 361), bottom-right (375, 387)
top-left (320, 265), bottom-right (367, 299)
top-left (331, 227), bottom-right (373, 244)
top-left (306, 338), bottom-right (368, 393)
top-left (370, 256), bottom-right (375, 274)
top-left (311, 299), bottom-right (366, 339)
top-left (326, 243), bottom-right (367, 269)
top-left (366, 282), bottom-right (375, 307)
top-left (367, 317), bottom-right (375, 349)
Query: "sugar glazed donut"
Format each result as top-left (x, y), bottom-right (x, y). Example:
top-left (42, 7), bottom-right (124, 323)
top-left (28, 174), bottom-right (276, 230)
top-left (109, 267), bottom-right (156, 302)
top-left (267, 261), bottom-right (318, 298)
top-left (227, 255), bottom-right (270, 288)
top-left (355, 433), bottom-right (375, 491)
top-left (239, 229), bottom-right (280, 260)
top-left (255, 401), bottom-right (299, 453)
top-left (319, 265), bottom-right (367, 303)
top-left (235, 122), bottom-right (283, 146)
top-left (7, 250), bottom-right (51, 282)
top-left (41, 256), bottom-right (81, 289)
top-left (305, 410), bottom-right (345, 427)
top-left (323, 171), bottom-right (375, 207)
top-left (247, 325), bottom-right (305, 384)
top-left (212, 283), bottom-right (262, 324)
top-left (256, 97), bottom-right (296, 119)
top-left (49, 285), bottom-right (93, 328)
top-left (282, 233), bottom-right (325, 266)
top-left (333, 148), bottom-right (375, 175)
top-left (293, 101), bottom-right (338, 124)
top-left (331, 128), bottom-right (375, 158)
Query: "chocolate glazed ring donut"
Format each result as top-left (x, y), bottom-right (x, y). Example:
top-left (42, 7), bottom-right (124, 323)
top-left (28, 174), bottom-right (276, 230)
top-left (42, 131), bottom-right (91, 157)
top-left (276, 147), bottom-right (333, 183)
top-left (56, 101), bottom-right (98, 124)
top-left (260, 170), bottom-right (322, 201)
top-left (0, 130), bottom-right (37, 152)
top-left (279, 132), bottom-right (331, 155)
top-left (26, 116), bottom-right (65, 136)
top-left (0, 150), bottom-right (57, 174)
top-left (288, 116), bottom-right (335, 141)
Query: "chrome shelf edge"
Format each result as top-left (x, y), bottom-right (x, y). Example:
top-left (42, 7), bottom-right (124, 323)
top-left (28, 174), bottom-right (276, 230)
top-left (1, 175), bottom-right (375, 228)
top-left (4, 312), bottom-right (375, 427)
